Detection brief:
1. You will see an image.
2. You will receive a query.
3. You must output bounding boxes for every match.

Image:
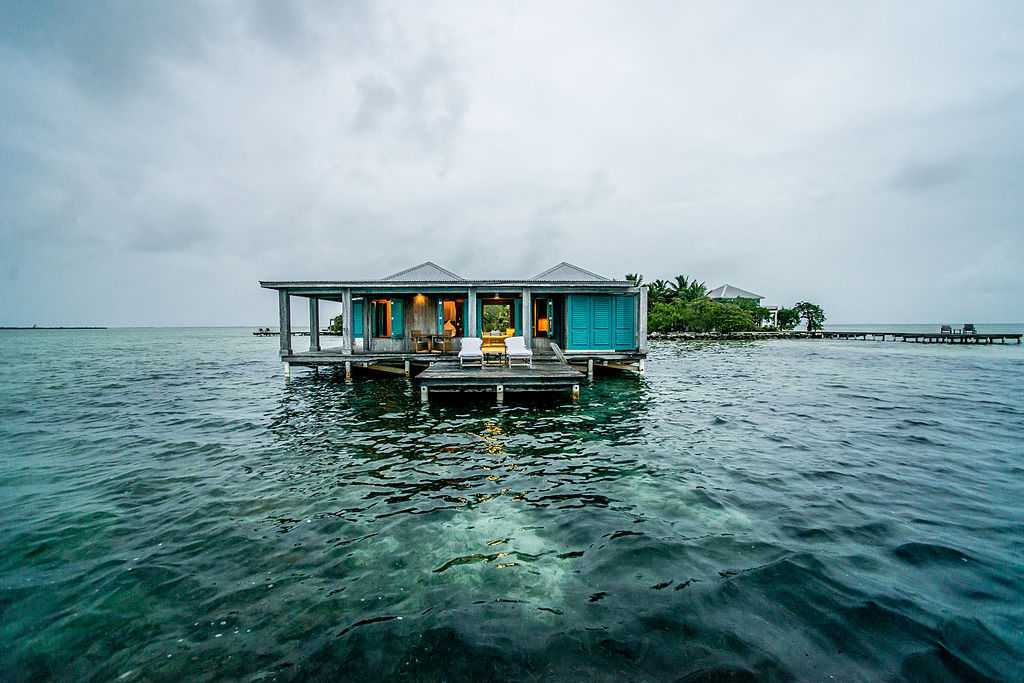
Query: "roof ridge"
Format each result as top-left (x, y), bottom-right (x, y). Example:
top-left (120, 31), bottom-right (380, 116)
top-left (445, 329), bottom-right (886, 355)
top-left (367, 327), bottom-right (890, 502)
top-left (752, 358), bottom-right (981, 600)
top-left (531, 261), bottom-right (610, 281)
top-left (709, 283), bottom-right (764, 299)
top-left (383, 261), bottom-right (465, 281)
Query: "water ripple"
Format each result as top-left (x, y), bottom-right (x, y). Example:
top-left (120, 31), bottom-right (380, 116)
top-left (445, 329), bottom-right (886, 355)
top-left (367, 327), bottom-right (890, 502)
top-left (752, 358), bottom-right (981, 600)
top-left (0, 329), bottom-right (1022, 681)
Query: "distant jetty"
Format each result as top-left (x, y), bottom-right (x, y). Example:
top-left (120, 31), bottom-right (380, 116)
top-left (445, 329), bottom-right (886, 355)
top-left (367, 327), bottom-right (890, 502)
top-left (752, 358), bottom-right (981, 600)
top-left (650, 330), bottom-right (1021, 344)
top-left (0, 326), bottom-right (107, 330)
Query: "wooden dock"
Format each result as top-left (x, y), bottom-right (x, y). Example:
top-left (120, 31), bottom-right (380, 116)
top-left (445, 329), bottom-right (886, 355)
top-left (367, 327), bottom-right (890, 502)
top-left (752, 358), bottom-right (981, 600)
top-left (821, 331), bottom-right (1021, 344)
top-left (279, 342), bottom-right (641, 391)
top-left (416, 360), bottom-right (583, 401)
top-left (280, 350), bottom-right (593, 400)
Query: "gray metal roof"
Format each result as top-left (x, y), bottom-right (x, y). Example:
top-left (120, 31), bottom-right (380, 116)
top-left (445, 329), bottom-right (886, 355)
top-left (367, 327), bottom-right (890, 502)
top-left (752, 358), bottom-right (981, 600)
top-left (260, 279), bottom-right (634, 290)
top-left (260, 260), bottom-right (632, 291)
top-left (706, 284), bottom-right (764, 300)
top-left (383, 261), bottom-right (464, 281)
top-left (531, 262), bottom-right (610, 281)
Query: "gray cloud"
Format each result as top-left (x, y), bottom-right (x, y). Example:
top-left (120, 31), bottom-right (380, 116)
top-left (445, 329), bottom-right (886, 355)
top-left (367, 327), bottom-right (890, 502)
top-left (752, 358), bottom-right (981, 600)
top-left (890, 157), bottom-right (970, 193)
top-left (0, 0), bottom-right (214, 98)
top-left (1, 1), bottom-right (1023, 326)
top-left (128, 206), bottom-right (217, 253)
top-left (352, 77), bottom-right (399, 131)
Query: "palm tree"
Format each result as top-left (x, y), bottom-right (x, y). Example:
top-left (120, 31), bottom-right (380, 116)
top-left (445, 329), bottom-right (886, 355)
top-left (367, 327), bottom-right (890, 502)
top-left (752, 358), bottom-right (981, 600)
top-left (686, 280), bottom-right (707, 302)
top-left (669, 275), bottom-right (690, 300)
top-left (649, 279), bottom-right (672, 307)
top-left (625, 273), bottom-right (644, 287)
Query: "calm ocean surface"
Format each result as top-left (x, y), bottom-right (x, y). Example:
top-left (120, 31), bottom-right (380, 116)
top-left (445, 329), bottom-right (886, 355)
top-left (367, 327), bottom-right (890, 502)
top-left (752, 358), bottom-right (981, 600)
top-left (1, 328), bottom-right (1022, 682)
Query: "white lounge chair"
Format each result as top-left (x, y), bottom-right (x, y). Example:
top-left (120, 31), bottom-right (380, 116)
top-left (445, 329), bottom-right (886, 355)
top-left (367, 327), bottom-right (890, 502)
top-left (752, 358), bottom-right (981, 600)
top-left (458, 337), bottom-right (484, 367)
top-left (504, 336), bottom-right (533, 367)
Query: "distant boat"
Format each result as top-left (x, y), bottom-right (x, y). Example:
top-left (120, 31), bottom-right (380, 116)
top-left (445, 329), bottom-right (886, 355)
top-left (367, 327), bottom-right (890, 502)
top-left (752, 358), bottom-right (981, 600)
top-left (253, 328), bottom-right (311, 336)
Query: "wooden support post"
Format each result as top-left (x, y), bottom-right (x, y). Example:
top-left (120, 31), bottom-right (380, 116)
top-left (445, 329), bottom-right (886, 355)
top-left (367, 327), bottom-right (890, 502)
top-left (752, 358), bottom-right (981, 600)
top-left (587, 358), bottom-right (594, 380)
top-left (420, 385), bottom-right (428, 403)
top-left (638, 358), bottom-right (646, 375)
top-left (404, 360), bottom-right (410, 377)
top-left (638, 286), bottom-right (648, 353)
top-left (308, 297), bottom-right (320, 352)
top-left (521, 288), bottom-right (531, 348)
top-left (362, 296), bottom-right (371, 352)
top-left (342, 288), bottom-right (353, 352)
top-left (496, 384), bottom-right (504, 403)
top-left (278, 290), bottom-right (292, 357)
top-left (571, 384), bottom-right (580, 400)
top-left (344, 361), bottom-right (352, 381)
top-left (467, 287), bottom-right (477, 337)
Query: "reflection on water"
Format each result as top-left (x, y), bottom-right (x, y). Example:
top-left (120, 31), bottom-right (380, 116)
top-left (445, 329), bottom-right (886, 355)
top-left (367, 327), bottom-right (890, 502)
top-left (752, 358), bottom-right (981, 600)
top-left (0, 328), bottom-right (1022, 681)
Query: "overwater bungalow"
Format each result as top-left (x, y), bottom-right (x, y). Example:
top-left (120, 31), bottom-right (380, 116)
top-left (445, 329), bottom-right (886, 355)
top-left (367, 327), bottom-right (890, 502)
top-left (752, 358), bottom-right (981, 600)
top-left (260, 261), bottom-right (648, 399)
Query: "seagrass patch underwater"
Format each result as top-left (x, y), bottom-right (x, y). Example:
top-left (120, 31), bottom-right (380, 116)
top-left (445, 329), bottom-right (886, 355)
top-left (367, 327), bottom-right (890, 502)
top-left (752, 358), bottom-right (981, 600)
top-left (1, 328), bottom-right (1022, 681)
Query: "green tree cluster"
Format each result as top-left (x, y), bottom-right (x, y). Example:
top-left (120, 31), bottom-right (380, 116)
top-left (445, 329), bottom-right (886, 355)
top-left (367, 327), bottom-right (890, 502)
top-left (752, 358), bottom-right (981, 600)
top-left (794, 301), bottom-right (827, 331)
top-left (627, 273), bottom-right (707, 307)
top-left (648, 298), bottom-right (756, 333)
top-left (776, 307), bottom-right (800, 330)
top-left (629, 271), bottom-right (824, 334)
top-left (328, 315), bottom-right (343, 333)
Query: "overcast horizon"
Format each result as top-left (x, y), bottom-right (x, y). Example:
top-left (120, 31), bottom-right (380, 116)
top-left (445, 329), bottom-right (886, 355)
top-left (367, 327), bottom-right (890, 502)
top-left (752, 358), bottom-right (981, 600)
top-left (2, 1), bottom-right (1023, 327)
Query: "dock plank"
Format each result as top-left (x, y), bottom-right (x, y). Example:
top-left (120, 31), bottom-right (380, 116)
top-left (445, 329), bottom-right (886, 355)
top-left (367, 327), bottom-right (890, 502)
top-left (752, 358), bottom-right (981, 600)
top-left (416, 360), bottom-right (582, 392)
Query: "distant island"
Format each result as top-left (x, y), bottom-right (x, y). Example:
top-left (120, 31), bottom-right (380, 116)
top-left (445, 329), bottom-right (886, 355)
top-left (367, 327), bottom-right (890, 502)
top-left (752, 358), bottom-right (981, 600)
top-left (0, 326), bottom-right (107, 330)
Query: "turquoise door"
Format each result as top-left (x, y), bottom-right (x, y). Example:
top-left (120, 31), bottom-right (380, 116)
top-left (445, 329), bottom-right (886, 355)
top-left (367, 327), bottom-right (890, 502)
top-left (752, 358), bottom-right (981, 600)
top-left (513, 297), bottom-right (522, 336)
top-left (567, 294), bottom-right (635, 350)
top-left (568, 295), bottom-right (592, 349)
top-left (437, 299), bottom-right (444, 334)
top-left (613, 295), bottom-right (636, 350)
top-left (390, 298), bottom-right (404, 338)
top-left (352, 300), bottom-right (364, 337)
top-left (591, 295), bottom-right (612, 348)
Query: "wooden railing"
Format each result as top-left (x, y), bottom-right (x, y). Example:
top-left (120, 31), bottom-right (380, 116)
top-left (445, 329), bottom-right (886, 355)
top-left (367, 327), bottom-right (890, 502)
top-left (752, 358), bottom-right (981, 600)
top-left (549, 342), bottom-right (567, 364)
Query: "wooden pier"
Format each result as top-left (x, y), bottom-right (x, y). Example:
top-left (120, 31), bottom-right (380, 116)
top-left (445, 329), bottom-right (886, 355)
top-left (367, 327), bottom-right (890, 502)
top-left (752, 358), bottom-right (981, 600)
top-left (821, 331), bottom-right (1021, 344)
top-left (280, 347), bottom-right (591, 400)
top-left (416, 359), bottom-right (583, 401)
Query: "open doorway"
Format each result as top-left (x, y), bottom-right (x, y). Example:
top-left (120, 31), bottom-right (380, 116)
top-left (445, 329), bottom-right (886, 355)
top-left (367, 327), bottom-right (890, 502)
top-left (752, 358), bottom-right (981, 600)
top-left (533, 295), bottom-right (564, 347)
top-left (482, 302), bottom-right (514, 335)
top-left (438, 298), bottom-right (466, 337)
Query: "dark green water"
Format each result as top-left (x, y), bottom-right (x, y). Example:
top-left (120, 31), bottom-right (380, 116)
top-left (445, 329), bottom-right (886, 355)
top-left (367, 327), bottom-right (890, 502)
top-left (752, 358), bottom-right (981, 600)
top-left (1, 329), bottom-right (1022, 681)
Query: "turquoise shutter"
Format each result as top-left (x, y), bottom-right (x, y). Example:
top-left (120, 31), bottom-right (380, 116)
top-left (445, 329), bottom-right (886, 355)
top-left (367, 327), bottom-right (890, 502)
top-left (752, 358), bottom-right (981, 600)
top-left (390, 298), bottom-right (404, 338)
top-left (437, 299), bottom-right (444, 334)
top-left (476, 298), bottom-right (483, 336)
top-left (613, 295), bottom-right (636, 350)
top-left (568, 295), bottom-right (591, 349)
top-left (462, 299), bottom-right (468, 336)
top-left (591, 295), bottom-right (612, 348)
top-left (352, 300), bottom-right (364, 337)
top-left (370, 301), bottom-right (378, 336)
top-left (547, 299), bottom-right (555, 338)
top-left (513, 298), bottom-right (522, 336)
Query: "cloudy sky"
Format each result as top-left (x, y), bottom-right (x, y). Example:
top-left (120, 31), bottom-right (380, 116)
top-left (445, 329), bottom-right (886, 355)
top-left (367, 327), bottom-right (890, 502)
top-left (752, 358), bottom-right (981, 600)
top-left (2, 1), bottom-right (1022, 326)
